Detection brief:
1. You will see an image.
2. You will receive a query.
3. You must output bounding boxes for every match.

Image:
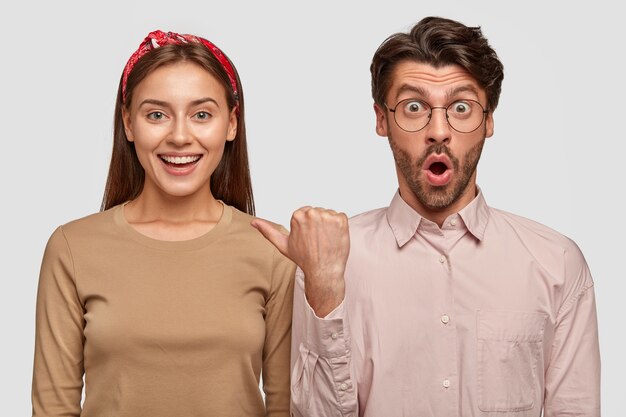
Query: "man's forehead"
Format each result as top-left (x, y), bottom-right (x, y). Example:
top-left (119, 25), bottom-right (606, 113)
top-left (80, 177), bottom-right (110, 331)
top-left (389, 61), bottom-right (483, 98)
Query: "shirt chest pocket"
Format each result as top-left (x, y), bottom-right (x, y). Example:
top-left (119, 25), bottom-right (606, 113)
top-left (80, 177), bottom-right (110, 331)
top-left (477, 310), bottom-right (547, 413)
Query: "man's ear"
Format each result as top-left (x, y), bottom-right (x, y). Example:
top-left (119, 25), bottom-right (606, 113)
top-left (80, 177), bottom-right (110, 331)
top-left (374, 103), bottom-right (388, 137)
top-left (122, 108), bottom-right (134, 142)
top-left (226, 107), bottom-right (238, 142)
top-left (485, 112), bottom-right (494, 138)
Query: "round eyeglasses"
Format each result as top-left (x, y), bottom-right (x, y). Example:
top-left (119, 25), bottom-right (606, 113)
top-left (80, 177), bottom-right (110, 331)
top-left (385, 98), bottom-right (489, 133)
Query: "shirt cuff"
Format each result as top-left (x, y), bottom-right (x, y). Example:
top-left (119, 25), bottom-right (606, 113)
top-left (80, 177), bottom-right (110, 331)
top-left (302, 294), bottom-right (348, 358)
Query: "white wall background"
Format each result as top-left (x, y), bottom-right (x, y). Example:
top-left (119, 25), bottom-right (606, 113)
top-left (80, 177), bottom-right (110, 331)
top-left (1, 0), bottom-right (623, 414)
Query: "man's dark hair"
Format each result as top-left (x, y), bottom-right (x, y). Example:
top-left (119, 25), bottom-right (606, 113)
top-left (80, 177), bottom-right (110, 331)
top-left (371, 16), bottom-right (504, 111)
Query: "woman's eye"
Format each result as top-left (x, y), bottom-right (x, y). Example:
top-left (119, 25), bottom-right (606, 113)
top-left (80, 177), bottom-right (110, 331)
top-left (147, 111), bottom-right (165, 120)
top-left (194, 111), bottom-right (211, 120)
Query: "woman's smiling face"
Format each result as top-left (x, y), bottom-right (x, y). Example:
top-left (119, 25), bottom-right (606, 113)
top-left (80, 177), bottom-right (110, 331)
top-left (123, 61), bottom-right (237, 199)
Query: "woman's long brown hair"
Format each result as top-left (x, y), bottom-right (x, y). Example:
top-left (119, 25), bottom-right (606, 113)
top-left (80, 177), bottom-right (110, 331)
top-left (101, 43), bottom-right (254, 215)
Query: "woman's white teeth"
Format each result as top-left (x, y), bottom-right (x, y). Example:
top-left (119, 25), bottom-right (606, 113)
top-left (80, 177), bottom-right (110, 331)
top-left (161, 155), bottom-right (201, 164)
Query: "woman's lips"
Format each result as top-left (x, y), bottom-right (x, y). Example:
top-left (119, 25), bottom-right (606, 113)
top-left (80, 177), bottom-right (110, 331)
top-left (158, 154), bottom-right (202, 176)
top-left (422, 154), bottom-right (453, 186)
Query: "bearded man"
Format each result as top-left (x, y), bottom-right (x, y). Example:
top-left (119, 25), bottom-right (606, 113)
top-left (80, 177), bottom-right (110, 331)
top-left (253, 16), bottom-right (600, 417)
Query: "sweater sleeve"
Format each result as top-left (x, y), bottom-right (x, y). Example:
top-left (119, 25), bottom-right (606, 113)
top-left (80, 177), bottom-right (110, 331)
top-left (262, 247), bottom-right (296, 417)
top-left (32, 226), bottom-right (85, 417)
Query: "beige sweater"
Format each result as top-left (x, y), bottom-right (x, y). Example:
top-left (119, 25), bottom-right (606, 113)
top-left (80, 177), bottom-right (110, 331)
top-left (32, 203), bottom-right (295, 417)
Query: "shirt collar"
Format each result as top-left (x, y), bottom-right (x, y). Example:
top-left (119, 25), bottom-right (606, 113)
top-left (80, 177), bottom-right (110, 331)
top-left (386, 190), bottom-right (423, 247)
top-left (386, 188), bottom-right (490, 247)
top-left (458, 188), bottom-right (490, 241)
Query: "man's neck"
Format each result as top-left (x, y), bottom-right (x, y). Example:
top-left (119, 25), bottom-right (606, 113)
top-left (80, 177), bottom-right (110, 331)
top-left (398, 182), bottom-right (478, 228)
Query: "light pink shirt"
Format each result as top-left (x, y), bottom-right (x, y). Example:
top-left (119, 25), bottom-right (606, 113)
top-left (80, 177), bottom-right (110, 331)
top-left (291, 190), bottom-right (600, 417)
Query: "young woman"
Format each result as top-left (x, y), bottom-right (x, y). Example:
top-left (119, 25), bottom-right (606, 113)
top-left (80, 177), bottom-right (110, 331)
top-left (32, 30), bottom-right (295, 416)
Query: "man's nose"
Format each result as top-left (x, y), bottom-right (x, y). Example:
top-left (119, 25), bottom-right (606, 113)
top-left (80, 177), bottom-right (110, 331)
top-left (426, 107), bottom-right (451, 144)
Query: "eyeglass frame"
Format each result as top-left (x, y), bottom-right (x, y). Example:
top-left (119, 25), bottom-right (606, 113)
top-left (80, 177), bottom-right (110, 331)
top-left (384, 98), bottom-right (490, 133)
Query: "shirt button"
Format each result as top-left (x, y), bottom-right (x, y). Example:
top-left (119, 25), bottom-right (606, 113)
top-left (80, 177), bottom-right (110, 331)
top-left (441, 314), bottom-right (450, 324)
top-left (339, 382), bottom-right (348, 391)
top-left (438, 256), bottom-right (446, 263)
top-left (330, 332), bottom-right (338, 340)
top-left (450, 219), bottom-right (457, 226)
top-left (443, 379), bottom-right (450, 388)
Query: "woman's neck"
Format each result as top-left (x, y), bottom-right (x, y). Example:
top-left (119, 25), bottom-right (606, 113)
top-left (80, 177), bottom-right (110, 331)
top-left (123, 184), bottom-right (223, 241)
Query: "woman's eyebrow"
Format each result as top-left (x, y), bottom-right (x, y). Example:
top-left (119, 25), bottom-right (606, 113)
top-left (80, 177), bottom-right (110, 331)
top-left (138, 99), bottom-right (170, 108)
top-left (190, 97), bottom-right (219, 107)
top-left (138, 97), bottom-right (219, 108)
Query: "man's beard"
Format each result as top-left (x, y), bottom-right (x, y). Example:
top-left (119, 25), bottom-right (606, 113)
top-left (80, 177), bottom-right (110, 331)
top-left (389, 137), bottom-right (485, 211)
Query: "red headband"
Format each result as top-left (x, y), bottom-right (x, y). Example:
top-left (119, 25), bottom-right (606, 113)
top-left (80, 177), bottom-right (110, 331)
top-left (122, 30), bottom-right (239, 104)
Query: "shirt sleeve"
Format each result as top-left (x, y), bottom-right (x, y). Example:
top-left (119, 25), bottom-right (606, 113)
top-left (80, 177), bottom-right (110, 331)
top-left (32, 226), bottom-right (85, 417)
top-left (262, 248), bottom-right (297, 417)
top-left (544, 244), bottom-right (601, 417)
top-left (290, 267), bottom-right (358, 417)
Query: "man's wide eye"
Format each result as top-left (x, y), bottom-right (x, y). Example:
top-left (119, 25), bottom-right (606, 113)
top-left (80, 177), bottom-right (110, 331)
top-left (404, 100), bottom-right (426, 113)
top-left (451, 101), bottom-right (470, 114)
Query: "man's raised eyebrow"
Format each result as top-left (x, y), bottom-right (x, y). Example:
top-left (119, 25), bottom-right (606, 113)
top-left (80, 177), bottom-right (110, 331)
top-left (447, 85), bottom-right (480, 100)
top-left (395, 84), bottom-right (429, 101)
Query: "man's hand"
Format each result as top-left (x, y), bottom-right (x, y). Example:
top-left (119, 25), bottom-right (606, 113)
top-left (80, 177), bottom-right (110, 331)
top-left (251, 207), bottom-right (349, 317)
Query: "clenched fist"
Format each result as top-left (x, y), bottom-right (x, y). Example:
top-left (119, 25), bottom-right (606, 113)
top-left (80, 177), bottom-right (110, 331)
top-left (251, 207), bottom-right (349, 317)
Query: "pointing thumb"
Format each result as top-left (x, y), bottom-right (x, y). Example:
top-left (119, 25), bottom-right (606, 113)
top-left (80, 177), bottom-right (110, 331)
top-left (251, 218), bottom-right (290, 259)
